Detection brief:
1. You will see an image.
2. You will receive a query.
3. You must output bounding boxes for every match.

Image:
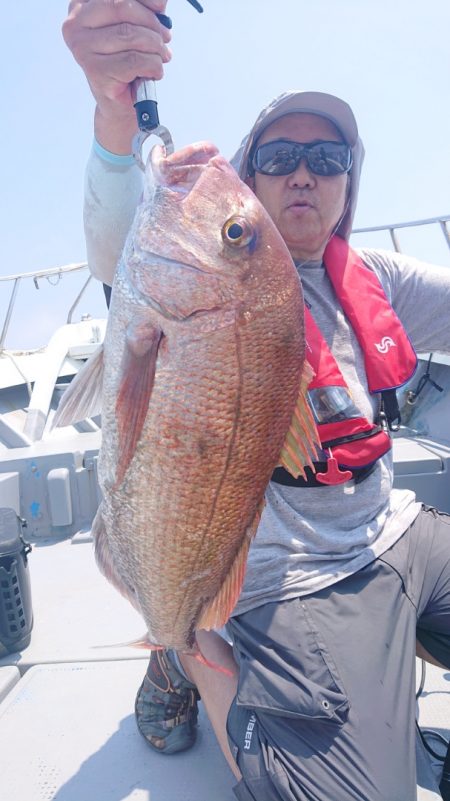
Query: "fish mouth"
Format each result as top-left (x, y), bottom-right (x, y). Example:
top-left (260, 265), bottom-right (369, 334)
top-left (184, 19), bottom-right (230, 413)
top-left (133, 247), bottom-right (206, 276)
top-left (150, 141), bottom-right (220, 194)
top-left (127, 249), bottom-right (224, 322)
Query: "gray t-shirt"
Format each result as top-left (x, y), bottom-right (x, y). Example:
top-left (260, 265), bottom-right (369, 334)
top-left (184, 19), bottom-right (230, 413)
top-left (83, 144), bottom-right (450, 614)
top-left (235, 249), bottom-right (450, 613)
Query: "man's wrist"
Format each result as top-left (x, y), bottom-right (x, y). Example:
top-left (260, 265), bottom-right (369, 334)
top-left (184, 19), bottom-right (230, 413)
top-left (92, 139), bottom-right (136, 167)
top-left (94, 104), bottom-right (138, 156)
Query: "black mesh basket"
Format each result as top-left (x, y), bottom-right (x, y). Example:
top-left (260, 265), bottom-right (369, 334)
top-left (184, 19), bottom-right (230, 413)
top-left (0, 508), bottom-right (33, 655)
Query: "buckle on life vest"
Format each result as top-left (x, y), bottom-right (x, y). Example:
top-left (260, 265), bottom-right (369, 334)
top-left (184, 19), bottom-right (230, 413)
top-left (315, 448), bottom-right (353, 486)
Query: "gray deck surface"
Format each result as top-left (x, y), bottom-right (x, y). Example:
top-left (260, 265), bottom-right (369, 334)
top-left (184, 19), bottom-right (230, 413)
top-left (0, 536), bottom-right (149, 671)
top-left (0, 660), bottom-right (235, 801)
top-left (0, 537), bottom-right (448, 800)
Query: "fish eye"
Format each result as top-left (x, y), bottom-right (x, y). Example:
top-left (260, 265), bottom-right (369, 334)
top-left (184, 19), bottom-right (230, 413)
top-left (222, 216), bottom-right (255, 248)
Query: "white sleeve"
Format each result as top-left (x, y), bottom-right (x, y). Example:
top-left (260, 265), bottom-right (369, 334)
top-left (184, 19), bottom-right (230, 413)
top-left (83, 140), bottom-right (143, 286)
top-left (358, 247), bottom-right (450, 355)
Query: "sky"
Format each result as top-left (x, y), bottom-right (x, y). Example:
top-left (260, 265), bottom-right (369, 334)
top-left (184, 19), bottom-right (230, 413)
top-left (2, 0), bottom-right (449, 350)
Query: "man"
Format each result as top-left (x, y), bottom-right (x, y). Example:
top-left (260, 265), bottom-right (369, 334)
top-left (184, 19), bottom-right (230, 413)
top-left (63, 2), bottom-right (450, 799)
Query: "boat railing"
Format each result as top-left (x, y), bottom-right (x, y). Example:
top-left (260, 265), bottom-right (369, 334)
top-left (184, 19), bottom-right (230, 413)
top-left (0, 214), bottom-right (449, 353)
top-left (352, 214), bottom-right (450, 254)
top-left (0, 262), bottom-right (89, 352)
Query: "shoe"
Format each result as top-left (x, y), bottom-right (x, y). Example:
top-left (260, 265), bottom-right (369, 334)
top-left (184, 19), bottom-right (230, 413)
top-left (135, 650), bottom-right (200, 754)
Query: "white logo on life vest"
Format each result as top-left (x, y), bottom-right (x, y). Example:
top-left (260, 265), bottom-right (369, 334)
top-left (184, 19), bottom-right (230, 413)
top-left (375, 336), bottom-right (396, 354)
top-left (243, 713), bottom-right (257, 750)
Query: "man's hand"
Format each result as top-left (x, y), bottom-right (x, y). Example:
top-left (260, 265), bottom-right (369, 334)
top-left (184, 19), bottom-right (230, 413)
top-left (62, 0), bottom-right (172, 153)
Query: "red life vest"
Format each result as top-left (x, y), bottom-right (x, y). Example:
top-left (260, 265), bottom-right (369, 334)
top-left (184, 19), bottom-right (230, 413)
top-left (276, 236), bottom-right (417, 486)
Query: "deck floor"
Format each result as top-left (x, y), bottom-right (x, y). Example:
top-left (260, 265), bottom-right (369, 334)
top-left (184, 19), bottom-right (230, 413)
top-left (0, 537), bottom-right (448, 800)
top-left (0, 660), bottom-right (234, 801)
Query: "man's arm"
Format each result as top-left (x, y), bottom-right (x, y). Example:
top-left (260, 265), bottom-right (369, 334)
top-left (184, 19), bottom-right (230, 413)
top-left (359, 247), bottom-right (450, 355)
top-left (84, 144), bottom-right (143, 285)
top-left (62, 0), bottom-right (172, 283)
top-left (62, 0), bottom-right (171, 152)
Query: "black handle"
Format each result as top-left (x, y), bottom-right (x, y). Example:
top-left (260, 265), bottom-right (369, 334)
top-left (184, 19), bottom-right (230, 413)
top-left (156, 13), bottom-right (173, 29)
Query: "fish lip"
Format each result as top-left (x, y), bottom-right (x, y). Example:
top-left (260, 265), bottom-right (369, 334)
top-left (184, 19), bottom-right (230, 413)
top-left (130, 281), bottom-right (223, 323)
top-left (126, 250), bottom-right (225, 322)
top-left (132, 246), bottom-right (205, 275)
top-left (125, 252), bottom-right (192, 322)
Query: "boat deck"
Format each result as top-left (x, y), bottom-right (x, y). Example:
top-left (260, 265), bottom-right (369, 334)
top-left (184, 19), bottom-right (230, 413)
top-left (0, 535), bottom-right (448, 800)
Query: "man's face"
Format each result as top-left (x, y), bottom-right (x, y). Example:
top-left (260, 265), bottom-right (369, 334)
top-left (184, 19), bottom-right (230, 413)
top-left (247, 113), bottom-right (350, 262)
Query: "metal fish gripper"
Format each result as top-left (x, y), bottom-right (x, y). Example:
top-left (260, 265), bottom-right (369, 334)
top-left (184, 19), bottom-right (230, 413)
top-left (132, 1), bottom-right (204, 170)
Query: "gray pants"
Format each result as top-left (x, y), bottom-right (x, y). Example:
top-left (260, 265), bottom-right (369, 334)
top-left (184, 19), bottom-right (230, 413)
top-left (226, 506), bottom-right (450, 801)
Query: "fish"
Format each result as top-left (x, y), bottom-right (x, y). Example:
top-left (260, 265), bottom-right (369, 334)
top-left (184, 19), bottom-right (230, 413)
top-left (54, 141), bottom-right (317, 660)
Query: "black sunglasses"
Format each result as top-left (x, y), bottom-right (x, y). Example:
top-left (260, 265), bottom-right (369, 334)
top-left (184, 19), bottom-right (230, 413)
top-left (250, 139), bottom-right (353, 178)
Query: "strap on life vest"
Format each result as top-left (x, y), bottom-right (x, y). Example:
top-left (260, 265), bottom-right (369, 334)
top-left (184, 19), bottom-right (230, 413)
top-left (380, 388), bottom-right (402, 431)
top-left (323, 236), bottom-right (418, 392)
top-left (272, 461), bottom-right (378, 488)
top-left (272, 237), bottom-right (417, 487)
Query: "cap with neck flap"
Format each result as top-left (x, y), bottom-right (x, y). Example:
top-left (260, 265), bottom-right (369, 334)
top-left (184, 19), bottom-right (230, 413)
top-left (230, 90), bottom-right (365, 242)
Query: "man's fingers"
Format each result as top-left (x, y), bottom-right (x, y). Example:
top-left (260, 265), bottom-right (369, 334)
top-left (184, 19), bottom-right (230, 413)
top-left (88, 50), bottom-right (167, 88)
top-left (72, 23), bottom-right (171, 61)
top-left (134, 0), bottom-right (168, 14)
top-left (62, 0), bottom-right (172, 124)
top-left (67, 0), bottom-right (168, 13)
top-left (64, 0), bottom-right (171, 42)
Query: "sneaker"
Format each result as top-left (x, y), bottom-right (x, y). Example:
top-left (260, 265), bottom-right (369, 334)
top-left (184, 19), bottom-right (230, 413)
top-left (135, 650), bottom-right (200, 754)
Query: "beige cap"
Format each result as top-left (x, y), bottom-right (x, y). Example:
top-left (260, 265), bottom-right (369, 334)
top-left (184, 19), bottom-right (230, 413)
top-left (251, 90), bottom-right (358, 147)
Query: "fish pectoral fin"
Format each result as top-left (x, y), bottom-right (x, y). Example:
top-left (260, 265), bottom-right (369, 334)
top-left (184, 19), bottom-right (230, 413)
top-left (92, 506), bottom-right (141, 614)
top-left (197, 500), bottom-right (264, 631)
top-left (115, 323), bottom-right (163, 487)
top-left (279, 359), bottom-right (320, 479)
top-left (52, 344), bottom-right (104, 427)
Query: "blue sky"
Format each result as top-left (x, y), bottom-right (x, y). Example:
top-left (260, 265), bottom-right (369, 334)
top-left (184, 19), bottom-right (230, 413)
top-left (2, 0), bottom-right (449, 349)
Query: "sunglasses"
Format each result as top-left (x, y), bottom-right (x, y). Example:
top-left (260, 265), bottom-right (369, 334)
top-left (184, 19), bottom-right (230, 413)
top-left (250, 139), bottom-right (353, 178)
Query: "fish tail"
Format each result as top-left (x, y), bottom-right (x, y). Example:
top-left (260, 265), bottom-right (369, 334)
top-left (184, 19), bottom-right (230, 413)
top-left (128, 638), bottom-right (234, 677)
top-left (91, 635), bottom-right (164, 650)
top-left (104, 635), bottom-right (232, 677)
top-left (127, 638), bottom-right (165, 651)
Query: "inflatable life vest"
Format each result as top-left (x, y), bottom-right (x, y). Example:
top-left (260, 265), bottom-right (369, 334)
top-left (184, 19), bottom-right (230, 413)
top-left (272, 236), bottom-right (418, 487)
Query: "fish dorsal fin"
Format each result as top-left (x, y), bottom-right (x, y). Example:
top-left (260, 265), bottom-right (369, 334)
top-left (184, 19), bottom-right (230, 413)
top-left (279, 359), bottom-right (320, 478)
top-left (52, 344), bottom-right (104, 427)
top-left (115, 322), bottom-right (162, 487)
top-left (197, 500), bottom-right (264, 631)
